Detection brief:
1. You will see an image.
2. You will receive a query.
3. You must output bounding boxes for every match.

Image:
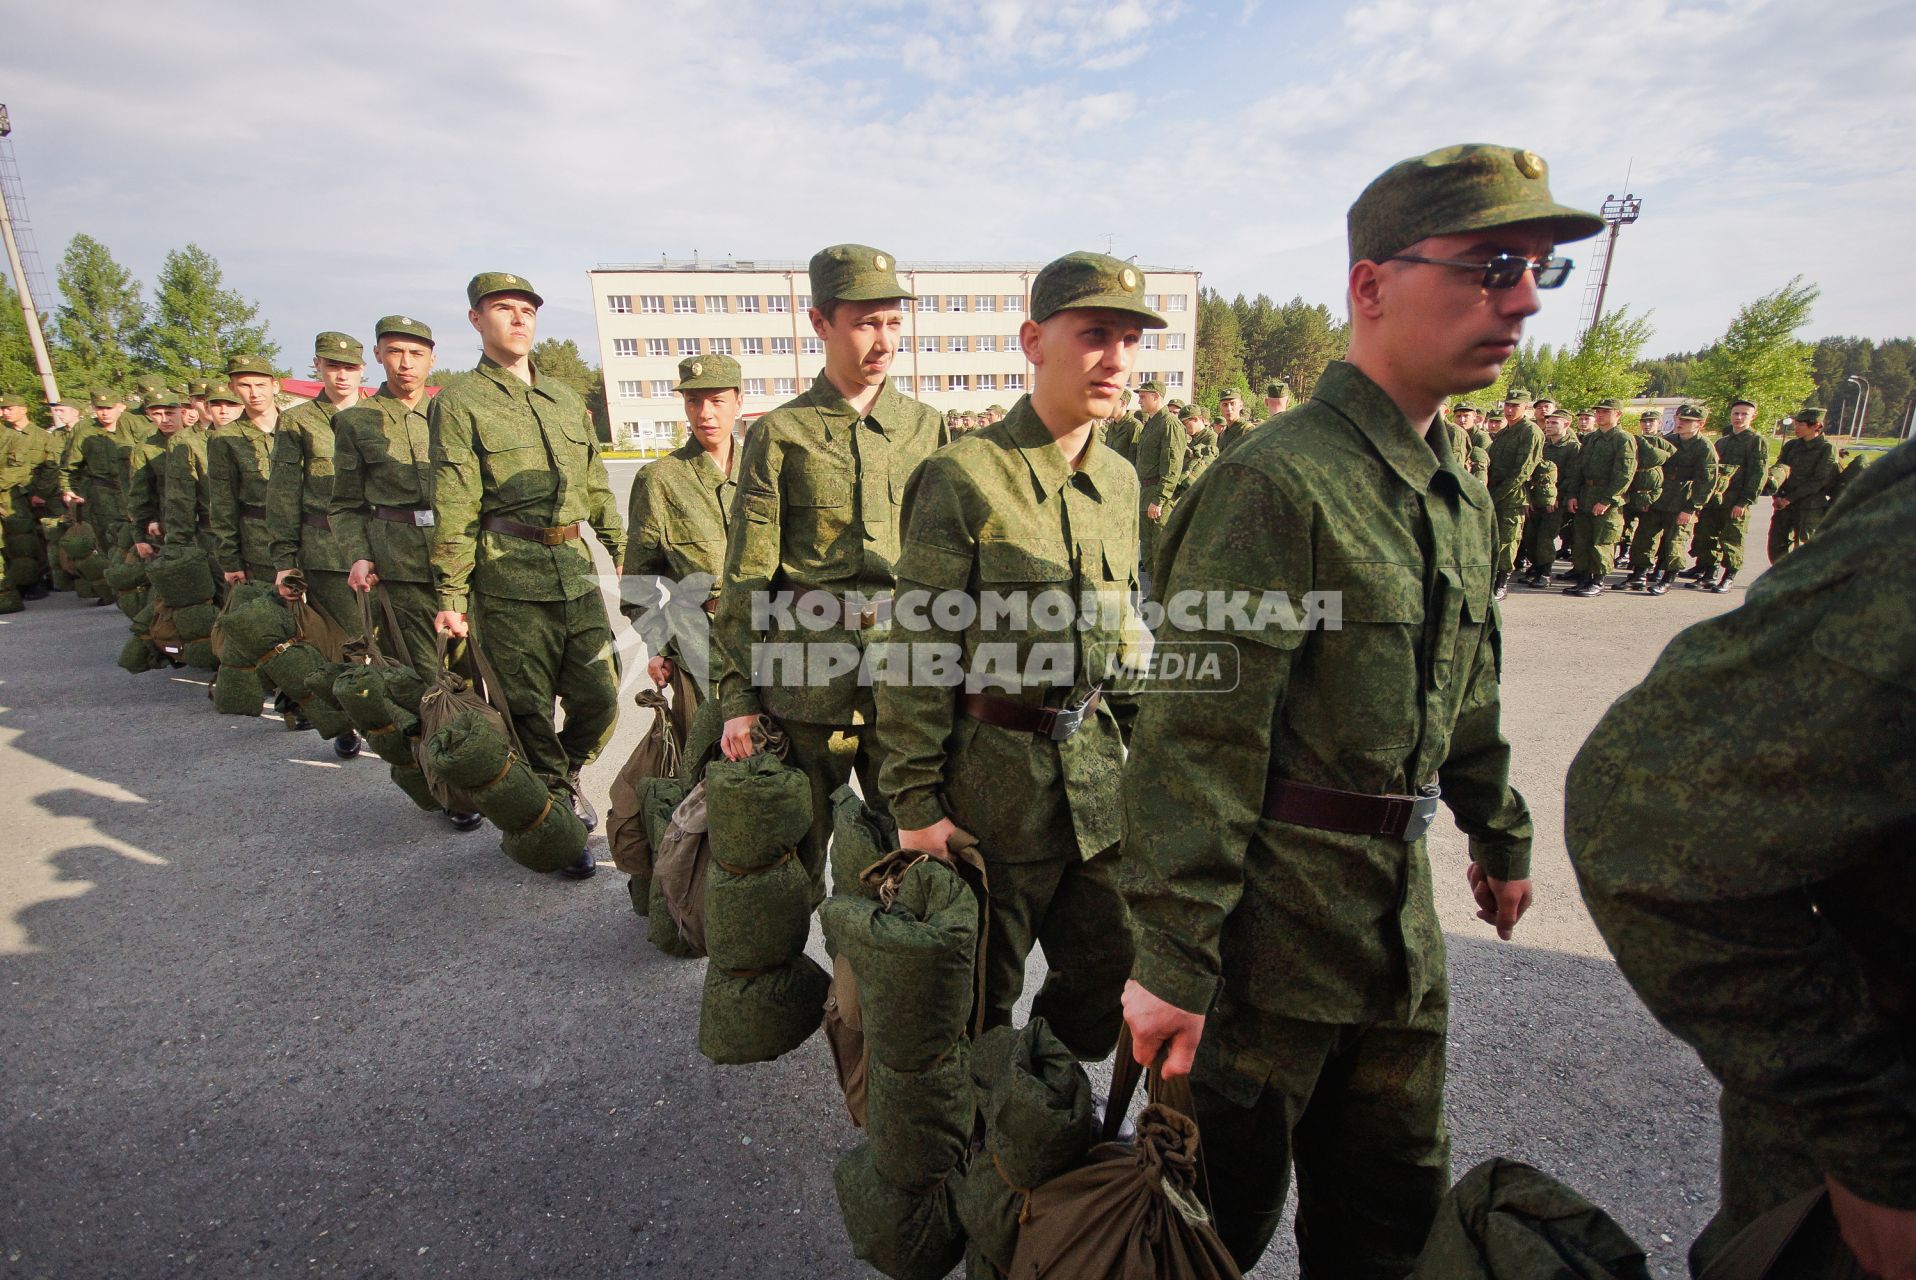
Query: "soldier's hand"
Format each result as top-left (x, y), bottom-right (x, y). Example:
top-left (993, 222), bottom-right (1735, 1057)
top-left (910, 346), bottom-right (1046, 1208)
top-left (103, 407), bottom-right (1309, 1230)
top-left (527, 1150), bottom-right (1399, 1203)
top-left (1827, 1175), bottom-right (1916, 1280)
top-left (1591, 501), bottom-right (1610, 516)
top-left (720, 715), bottom-right (759, 761)
top-left (1676, 512), bottom-right (1695, 526)
top-left (1730, 504), bottom-right (1746, 519)
top-left (899, 818), bottom-right (959, 860)
top-left (1122, 980), bottom-right (1204, 1079)
top-left (223, 571), bottom-right (247, 585)
top-left (646, 655), bottom-right (676, 688)
top-left (133, 541), bottom-right (155, 560)
top-left (274, 568), bottom-right (301, 602)
top-left (435, 610), bottom-right (469, 638)
top-left (347, 559), bottom-right (379, 592)
top-left (62, 491), bottom-right (81, 505)
top-left (1146, 502), bottom-right (1162, 521)
top-left (1568, 498), bottom-right (1579, 514)
top-left (146, 521), bottom-right (161, 538)
top-left (1774, 496), bottom-right (1790, 510)
top-left (28, 495), bottom-right (44, 508)
top-left (1467, 863), bottom-right (1532, 941)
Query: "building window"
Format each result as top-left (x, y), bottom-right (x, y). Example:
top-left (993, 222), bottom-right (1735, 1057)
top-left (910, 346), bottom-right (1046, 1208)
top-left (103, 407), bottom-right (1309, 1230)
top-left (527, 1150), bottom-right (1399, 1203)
top-left (741, 337), bottom-right (764, 356)
top-left (921, 374), bottom-right (943, 393)
top-left (976, 336), bottom-right (996, 353)
top-left (768, 295), bottom-right (790, 314)
top-left (738, 295), bottom-right (759, 313)
top-left (892, 376), bottom-right (914, 394)
top-left (1164, 332), bottom-right (1186, 351)
top-left (801, 336), bottom-right (824, 355)
top-left (919, 335), bottom-right (939, 354)
top-left (673, 295), bottom-right (697, 314)
top-left (1166, 294), bottom-right (1188, 311)
top-left (775, 377), bottom-right (798, 396)
top-left (917, 295), bottom-right (938, 312)
top-left (975, 295), bottom-right (995, 312)
top-left (616, 379), bottom-right (643, 399)
top-left (648, 379), bottom-right (673, 397)
top-left (607, 295), bottom-right (632, 314)
top-left (949, 374), bottom-right (970, 392)
top-left (645, 338), bottom-right (670, 357)
top-left (796, 295), bottom-right (812, 311)
top-left (613, 338), bottom-right (639, 358)
top-left (978, 374), bottom-right (997, 391)
top-left (655, 419), bottom-right (683, 440)
top-left (640, 295), bottom-right (665, 314)
top-left (743, 378), bottom-right (766, 396)
top-left (1005, 373), bottom-right (1025, 391)
top-left (948, 335), bottom-right (968, 354)
top-left (947, 295), bottom-right (967, 312)
top-left (1005, 333), bottom-right (1023, 356)
top-left (766, 336), bottom-right (790, 355)
top-left (704, 295), bottom-right (728, 314)
top-left (1166, 370), bottom-right (1186, 388)
top-left (677, 338), bottom-right (700, 356)
top-left (1141, 334), bottom-right (1160, 350)
top-left (710, 337), bottom-right (733, 355)
top-left (1004, 296), bottom-right (1024, 312)
top-left (621, 420), bottom-right (642, 442)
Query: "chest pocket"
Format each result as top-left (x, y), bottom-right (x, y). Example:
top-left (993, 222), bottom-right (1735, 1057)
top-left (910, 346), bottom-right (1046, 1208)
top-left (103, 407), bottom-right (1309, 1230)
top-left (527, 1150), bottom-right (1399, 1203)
top-left (1297, 562), bottom-right (1425, 751)
top-left (475, 411), bottom-right (556, 500)
top-left (787, 453), bottom-right (852, 508)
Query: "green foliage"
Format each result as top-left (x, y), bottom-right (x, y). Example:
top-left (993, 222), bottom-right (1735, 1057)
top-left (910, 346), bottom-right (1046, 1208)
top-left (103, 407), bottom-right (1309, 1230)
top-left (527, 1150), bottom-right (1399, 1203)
top-left (531, 337), bottom-right (610, 441)
top-left (1806, 336), bottom-right (1915, 437)
top-left (1685, 277), bottom-right (1819, 425)
top-left (0, 280), bottom-right (45, 397)
top-left (139, 244), bottom-right (278, 382)
top-left (1192, 288), bottom-right (1245, 412)
top-left (1536, 308), bottom-right (1654, 409)
top-left (1224, 293), bottom-right (1348, 401)
top-left (52, 234), bottom-right (146, 393)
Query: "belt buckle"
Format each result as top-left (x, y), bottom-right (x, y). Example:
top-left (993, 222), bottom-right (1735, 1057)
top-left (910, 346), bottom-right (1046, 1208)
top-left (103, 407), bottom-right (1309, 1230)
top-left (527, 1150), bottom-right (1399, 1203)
top-left (1048, 699), bottom-right (1088, 742)
top-left (541, 525), bottom-right (565, 546)
top-left (1401, 784), bottom-right (1442, 841)
top-left (858, 603), bottom-right (877, 629)
top-left (413, 509), bottom-right (435, 528)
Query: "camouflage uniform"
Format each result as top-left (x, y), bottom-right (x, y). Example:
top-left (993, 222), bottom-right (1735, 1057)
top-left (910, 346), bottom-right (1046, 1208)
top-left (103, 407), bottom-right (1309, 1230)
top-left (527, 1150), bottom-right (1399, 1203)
top-left (1, 412), bottom-right (58, 592)
top-left (1768, 430), bottom-right (1838, 561)
top-left (1102, 412), bottom-right (1141, 464)
top-left (1691, 424), bottom-right (1770, 579)
top-left (1566, 424), bottom-right (1635, 584)
top-left (66, 407), bottom-right (134, 547)
top-left (330, 383), bottom-right (441, 678)
top-left (430, 353), bottom-right (626, 789)
top-left (878, 386), bottom-right (1141, 1059)
top-left (1628, 423), bottom-right (1718, 579)
top-left (1525, 429), bottom-right (1577, 576)
top-left (1133, 405), bottom-right (1186, 583)
top-left (1566, 439), bottom-right (1915, 1276)
top-left (208, 412), bottom-right (278, 583)
top-left (1123, 361), bottom-right (1533, 1276)
top-left (1617, 431), bottom-right (1674, 564)
top-left (1484, 412), bottom-right (1543, 580)
top-left (267, 368), bottom-right (362, 631)
top-left (160, 423), bottom-right (218, 556)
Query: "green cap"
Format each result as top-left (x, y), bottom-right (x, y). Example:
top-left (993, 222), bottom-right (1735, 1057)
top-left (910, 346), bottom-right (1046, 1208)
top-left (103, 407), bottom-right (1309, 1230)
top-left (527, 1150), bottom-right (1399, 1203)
top-left (0, 392), bottom-right (26, 409)
top-left (1534, 395), bottom-right (1557, 406)
top-left (204, 384), bottom-right (243, 405)
top-left (1219, 388), bottom-right (1241, 402)
top-left (1138, 379), bottom-right (1166, 395)
top-left (1347, 143), bottom-right (1604, 265)
top-left (184, 381), bottom-right (209, 398)
top-left (987, 404), bottom-right (1005, 414)
top-left (1676, 403), bottom-right (1705, 420)
top-left (1453, 402), bottom-right (1476, 414)
top-left (1028, 251), bottom-right (1167, 328)
top-left (1179, 404), bottom-right (1203, 420)
top-left (466, 271), bottom-right (543, 309)
top-left (144, 387), bottom-right (183, 409)
top-left (1168, 399), bottom-right (1185, 411)
top-left (1730, 397), bottom-right (1756, 410)
top-left (375, 314), bottom-right (435, 346)
top-left (1796, 407), bottom-right (1825, 425)
top-left (673, 353), bottom-right (741, 392)
top-left (1575, 407), bottom-right (1595, 416)
top-left (49, 396), bottom-right (83, 410)
top-left (807, 244), bottom-right (913, 307)
top-left (1487, 409), bottom-right (1505, 419)
top-left (90, 390), bottom-right (123, 409)
top-left (1544, 408), bottom-right (1571, 421)
top-left (1640, 409), bottom-right (1661, 422)
top-left (1594, 397), bottom-right (1622, 410)
top-left (226, 353), bottom-right (276, 378)
top-left (135, 373), bottom-right (167, 391)
top-left (1265, 382), bottom-right (1289, 398)
top-left (1506, 388), bottom-right (1533, 403)
top-left (314, 331), bottom-right (365, 365)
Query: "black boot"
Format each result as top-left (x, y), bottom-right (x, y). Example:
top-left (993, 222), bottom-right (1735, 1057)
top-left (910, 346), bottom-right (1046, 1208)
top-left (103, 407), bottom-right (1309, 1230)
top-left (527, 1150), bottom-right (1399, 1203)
top-left (444, 809), bottom-right (484, 832)
top-left (1685, 564), bottom-right (1712, 588)
top-left (1622, 570), bottom-right (1647, 591)
top-left (1492, 570), bottom-right (1510, 601)
top-left (1565, 575), bottom-right (1602, 598)
top-left (1678, 565), bottom-right (1706, 580)
top-left (333, 731), bottom-right (362, 759)
top-left (22, 581), bottom-right (50, 601)
top-left (556, 848), bottom-right (597, 880)
top-left (1705, 569), bottom-right (1735, 595)
top-left (1647, 570), bottom-right (1672, 596)
top-left (566, 771), bottom-right (598, 833)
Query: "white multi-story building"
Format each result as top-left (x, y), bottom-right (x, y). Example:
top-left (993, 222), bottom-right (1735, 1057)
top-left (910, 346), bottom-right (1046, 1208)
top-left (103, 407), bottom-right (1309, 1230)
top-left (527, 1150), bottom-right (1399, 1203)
top-left (587, 258), bottom-right (1200, 450)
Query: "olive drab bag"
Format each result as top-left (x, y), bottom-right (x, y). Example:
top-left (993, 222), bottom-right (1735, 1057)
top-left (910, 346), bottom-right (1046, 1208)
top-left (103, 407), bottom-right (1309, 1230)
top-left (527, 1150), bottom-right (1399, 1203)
top-left (607, 688), bottom-right (684, 881)
top-left (283, 569), bottom-right (356, 663)
top-left (416, 625), bottom-right (521, 815)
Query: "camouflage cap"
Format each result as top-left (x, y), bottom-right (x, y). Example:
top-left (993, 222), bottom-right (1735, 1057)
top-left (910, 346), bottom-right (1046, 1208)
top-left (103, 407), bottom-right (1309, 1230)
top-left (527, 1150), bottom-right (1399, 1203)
top-left (987, 404), bottom-right (1005, 413)
top-left (226, 353), bottom-right (276, 378)
top-left (1486, 409), bottom-right (1506, 419)
top-left (1179, 404), bottom-right (1203, 420)
top-left (1168, 399), bottom-right (1185, 411)
top-left (1138, 379), bottom-right (1166, 395)
top-left (1796, 407), bottom-right (1826, 425)
top-left (1640, 409), bottom-right (1662, 422)
top-left (1593, 397), bottom-right (1622, 410)
top-left (185, 381), bottom-right (209, 398)
top-left (1506, 388), bottom-right (1534, 403)
top-left (1544, 408), bottom-right (1571, 421)
top-left (47, 396), bottom-right (83, 410)
top-left (1534, 395), bottom-right (1558, 406)
top-left (1264, 381), bottom-right (1289, 397)
top-left (143, 387), bottom-right (183, 409)
top-left (0, 392), bottom-right (26, 409)
top-left (1730, 396), bottom-right (1756, 410)
top-left (808, 244), bottom-right (913, 307)
top-left (1453, 402), bottom-right (1476, 414)
top-left (673, 352), bottom-right (741, 392)
top-left (204, 384), bottom-right (243, 405)
top-left (1575, 407), bottom-right (1595, 417)
top-left (1676, 403), bottom-right (1705, 420)
top-left (467, 271), bottom-right (543, 309)
top-left (90, 390), bottom-right (124, 408)
top-left (1029, 251), bottom-right (1167, 328)
top-left (375, 314), bottom-right (435, 346)
top-left (314, 331), bottom-right (365, 366)
top-left (1347, 143), bottom-right (1604, 265)
top-left (1219, 387), bottom-right (1242, 402)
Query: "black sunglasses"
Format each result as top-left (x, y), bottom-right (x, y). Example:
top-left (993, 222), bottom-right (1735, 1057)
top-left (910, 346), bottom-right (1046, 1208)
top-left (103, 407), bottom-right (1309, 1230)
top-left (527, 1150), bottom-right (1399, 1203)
top-left (1385, 252), bottom-right (1574, 289)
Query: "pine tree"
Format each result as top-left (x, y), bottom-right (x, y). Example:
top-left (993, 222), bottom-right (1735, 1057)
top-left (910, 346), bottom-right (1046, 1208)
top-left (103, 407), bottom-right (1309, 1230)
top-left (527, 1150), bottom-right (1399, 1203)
top-left (52, 234), bottom-right (146, 392)
top-left (139, 244), bottom-right (278, 381)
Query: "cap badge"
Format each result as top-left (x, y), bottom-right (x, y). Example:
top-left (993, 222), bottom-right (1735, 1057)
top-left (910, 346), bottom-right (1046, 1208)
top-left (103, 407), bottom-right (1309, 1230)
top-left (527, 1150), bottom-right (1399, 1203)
top-left (1515, 150), bottom-right (1545, 179)
top-left (1119, 267), bottom-right (1138, 290)
top-left (690, 361), bottom-right (703, 376)
top-left (873, 253), bottom-right (891, 271)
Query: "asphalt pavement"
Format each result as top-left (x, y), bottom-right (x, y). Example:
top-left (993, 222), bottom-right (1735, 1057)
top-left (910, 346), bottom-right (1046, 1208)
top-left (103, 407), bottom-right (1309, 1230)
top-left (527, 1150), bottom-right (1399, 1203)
top-left (0, 476), bottom-right (1777, 1278)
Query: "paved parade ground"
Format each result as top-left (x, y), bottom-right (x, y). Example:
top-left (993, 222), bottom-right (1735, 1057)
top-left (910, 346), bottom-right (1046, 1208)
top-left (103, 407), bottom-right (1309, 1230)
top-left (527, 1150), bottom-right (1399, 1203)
top-left (0, 463), bottom-right (1778, 1278)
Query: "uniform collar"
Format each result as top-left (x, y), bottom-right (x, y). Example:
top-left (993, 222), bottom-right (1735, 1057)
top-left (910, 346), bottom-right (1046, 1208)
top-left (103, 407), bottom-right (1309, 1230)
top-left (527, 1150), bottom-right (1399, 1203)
top-left (998, 395), bottom-right (1109, 502)
top-left (675, 436), bottom-right (737, 484)
top-left (477, 354), bottom-right (549, 398)
top-left (1313, 361), bottom-right (1480, 505)
top-left (372, 383), bottom-right (430, 415)
top-left (806, 369), bottom-right (909, 433)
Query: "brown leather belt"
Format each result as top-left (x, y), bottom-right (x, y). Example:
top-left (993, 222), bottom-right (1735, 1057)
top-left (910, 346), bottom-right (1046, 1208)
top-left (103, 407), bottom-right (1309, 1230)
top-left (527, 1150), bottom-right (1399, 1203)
top-left (701, 598), bottom-right (719, 616)
top-left (838, 595), bottom-right (892, 629)
top-left (302, 512), bottom-right (331, 531)
top-left (481, 514), bottom-right (581, 546)
top-left (240, 503), bottom-right (267, 521)
top-left (372, 504), bottom-right (436, 527)
top-left (962, 689), bottom-right (1102, 742)
top-left (1263, 778), bottom-right (1442, 842)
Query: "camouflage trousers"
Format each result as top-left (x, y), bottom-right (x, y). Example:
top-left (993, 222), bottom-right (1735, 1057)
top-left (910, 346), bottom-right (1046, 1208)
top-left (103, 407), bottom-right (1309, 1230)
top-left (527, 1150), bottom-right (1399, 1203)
top-left (1523, 506), bottom-right (1569, 571)
top-left (475, 590), bottom-right (621, 786)
top-left (1629, 510), bottom-right (1695, 574)
top-left (975, 844), bottom-right (1130, 1061)
top-left (1690, 1086), bottom-right (1863, 1278)
top-left (1571, 505), bottom-right (1626, 579)
top-left (300, 569), bottom-right (362, 645)
top-left (1767, 499), bottom-right (1825, 563)
top-left (364, 578), bottom-right (442, 682)
top-left (1191, 984), bottom-right (1451, 1279)
top-left (784, 710), bottom-right (887, 902)
top-left (1690, 500), bottom-right (1750, 574)
top-left (1491, 500), bottom-right (1525, 574)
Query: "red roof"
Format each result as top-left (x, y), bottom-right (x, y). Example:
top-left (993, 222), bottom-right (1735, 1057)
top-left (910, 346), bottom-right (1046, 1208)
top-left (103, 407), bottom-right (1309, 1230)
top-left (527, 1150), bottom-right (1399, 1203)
top-left (279, 378), bottom-right (442, 399)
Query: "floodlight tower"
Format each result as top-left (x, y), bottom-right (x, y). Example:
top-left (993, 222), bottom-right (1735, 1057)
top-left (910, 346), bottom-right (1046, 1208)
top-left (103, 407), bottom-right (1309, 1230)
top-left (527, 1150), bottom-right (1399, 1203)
top-left (1577, 193), bottom-right (1643, 338)
top-left (0, 104), bottom-right (61, 403)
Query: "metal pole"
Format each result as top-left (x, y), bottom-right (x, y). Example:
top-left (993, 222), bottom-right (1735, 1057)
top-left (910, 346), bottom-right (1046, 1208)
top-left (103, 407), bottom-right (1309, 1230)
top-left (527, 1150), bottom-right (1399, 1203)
top-left (0, 176), bottom-right (60, 404)
top-left (1847, 375), bottom-right (1871, 439)
top-left (1589, 219), bottom-right (1622, 331)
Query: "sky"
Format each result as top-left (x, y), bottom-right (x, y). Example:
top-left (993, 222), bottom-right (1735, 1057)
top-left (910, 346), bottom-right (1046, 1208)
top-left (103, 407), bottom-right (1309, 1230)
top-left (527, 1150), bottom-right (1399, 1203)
top-left (4, 0), bottom-right (1912, 372)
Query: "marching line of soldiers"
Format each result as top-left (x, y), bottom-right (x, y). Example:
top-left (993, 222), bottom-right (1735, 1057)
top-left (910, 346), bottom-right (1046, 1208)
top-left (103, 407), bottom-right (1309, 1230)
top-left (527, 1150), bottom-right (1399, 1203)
top-left (4, 143), bottom-right (1906, 1280)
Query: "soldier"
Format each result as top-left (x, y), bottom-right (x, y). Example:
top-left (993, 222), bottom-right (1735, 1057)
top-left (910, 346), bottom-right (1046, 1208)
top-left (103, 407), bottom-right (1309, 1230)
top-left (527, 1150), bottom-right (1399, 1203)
top-left (1562, 398), bottom-right (1636, 597)
top-left (1531, 394), bottom-right (1558, 426)
top-left (1626, 403), bottom-right (1718, 595)
top-left (61, 391), bottom-right (134, 549)
top-left (1173, 402), bottom-right (1215, 502)
top-left (1769, 407), bottom-right (1838, 561)
top-left (431, 272), bottom-right (625, 876)
top-left (710, 244), bottom-right (945, 893)
top-left (1687, 397), bottom-right (1770, 593)
top-left (1121, 143), bottom-right (1581, 1277)
top-left (1616, 410), bottom-right (1675, 574)
top-left (1132, 377), bottom-right (1185, 589)
top-left (1214, 387), bottom-right (1256, 454)
top-left (124, 388), bottom-right (185, 561)
top-left (1518, 407), bottom-right (1576, 586)
top-left (1485, 386), bottom-right (1543, 598)
top-left (208, 354), bottom-right (281, 587)
top-left (1565, 440), bottom-right (1915, 1280)
top-left (1261, 379), bottom-right (1291, 417)
top-left (1484, 406), bottom-right (1504, 433)
top-left (267, 333), bottom-right (365, 631)
top-left (0, 392), bottom-right (57, 602)
top-left (330, 316), bottom-right (443, 680)
top-left (879, 250), bottom-right (1147, 1057)
top-left (1103, 388), bottom-right (1142, 463)
top-left (161, 381), bottom-right (218, 558)
top-left (1574, 405), bottom-right (1596, 438)
top-left (620, 351), bottom-right (741, 748)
